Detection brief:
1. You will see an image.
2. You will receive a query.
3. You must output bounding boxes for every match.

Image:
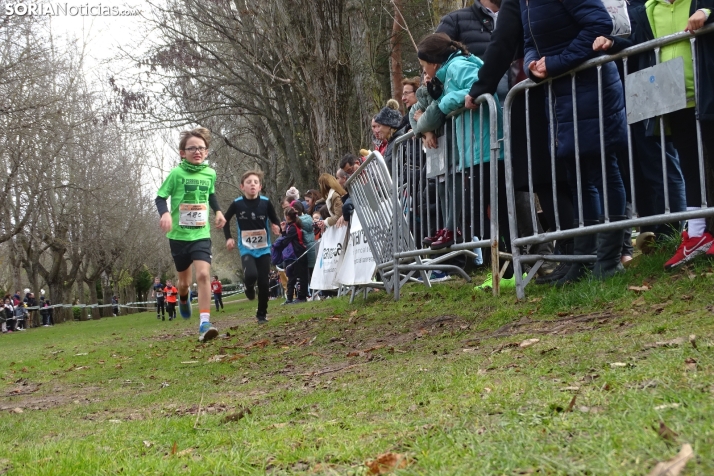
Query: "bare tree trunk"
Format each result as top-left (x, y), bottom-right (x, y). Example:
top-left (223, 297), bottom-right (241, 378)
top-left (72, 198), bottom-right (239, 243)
top-left (390, 0), bottom-right (405, 103)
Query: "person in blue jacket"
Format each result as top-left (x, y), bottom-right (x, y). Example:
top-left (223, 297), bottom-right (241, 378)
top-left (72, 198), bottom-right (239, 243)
top-left (521, 0), bottom-right (628, 283)
top-left (416, 33), bottom-right (514, 285)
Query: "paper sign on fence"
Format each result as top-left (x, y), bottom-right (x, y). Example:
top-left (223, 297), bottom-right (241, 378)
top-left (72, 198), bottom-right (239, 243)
top-left (310, 224), bottom-right (348, 290)
top-left (336, 214), bottom-right (376, 286)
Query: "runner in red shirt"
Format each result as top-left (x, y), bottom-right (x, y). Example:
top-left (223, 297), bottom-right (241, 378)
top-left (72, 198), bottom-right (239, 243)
top-left (164, 279), bottom-right (179, 321)
top-left (211, 276), bottom-right (224, 312)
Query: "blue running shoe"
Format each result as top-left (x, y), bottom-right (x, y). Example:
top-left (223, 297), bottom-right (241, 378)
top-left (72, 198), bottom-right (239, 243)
top-left (198, 321), bottom-right (218, 342)
top-left (179, 297), bottom-right (192, 319)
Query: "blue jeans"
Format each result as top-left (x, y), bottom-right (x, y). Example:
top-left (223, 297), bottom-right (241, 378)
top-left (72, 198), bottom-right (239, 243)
top-left (631, 121), bottom-right (686, 235)
top-left (566, 151), bottom-right (626, 222)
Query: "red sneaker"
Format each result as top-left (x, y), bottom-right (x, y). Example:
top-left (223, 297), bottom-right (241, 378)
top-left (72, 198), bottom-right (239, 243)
top-left (664, 231), bottom-right (714, 270)
top-left (430, 229), bottom-right (455, 250)
top-left (423, 229), bottom-right (444, 247)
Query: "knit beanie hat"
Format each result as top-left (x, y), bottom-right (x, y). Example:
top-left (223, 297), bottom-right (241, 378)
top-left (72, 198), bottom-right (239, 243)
top-left (286, 186), bottom-right (300, 201)
top-left (374, 99), bottom-right (402, 130)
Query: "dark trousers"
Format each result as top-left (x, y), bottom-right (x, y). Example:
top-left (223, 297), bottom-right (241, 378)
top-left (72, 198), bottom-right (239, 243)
top-left (155, 298), bottom-right (165, 317)
top-left (213, 293), bottom-right (223, 311)
top-left (286, 256), bottom-right (309, 301)
top-left (166, 302), bottom-right (176, 320)
top-left (668, 109), bottom-right (714, 208)
top-left (242, 254), bottom-right (271, 318)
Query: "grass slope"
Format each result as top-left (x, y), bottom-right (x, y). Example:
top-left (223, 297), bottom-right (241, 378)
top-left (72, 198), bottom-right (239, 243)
top-left (1, 252), bottom-right (713, 475)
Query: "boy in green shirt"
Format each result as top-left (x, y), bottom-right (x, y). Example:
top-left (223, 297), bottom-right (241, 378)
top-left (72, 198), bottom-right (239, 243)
top-left (156, 127), bottom-right (226, 341)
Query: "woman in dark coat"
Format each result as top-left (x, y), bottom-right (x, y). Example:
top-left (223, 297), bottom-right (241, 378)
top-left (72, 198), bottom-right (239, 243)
top-left (521, 0), bottom-right (627, 283)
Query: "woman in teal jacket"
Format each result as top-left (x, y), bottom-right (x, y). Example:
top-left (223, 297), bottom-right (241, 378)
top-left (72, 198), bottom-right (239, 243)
top-left (416, 33), bottom-right (511, 281)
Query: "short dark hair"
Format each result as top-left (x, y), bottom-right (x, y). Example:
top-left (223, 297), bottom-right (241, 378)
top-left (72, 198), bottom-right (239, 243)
top-left (340, 153), bottom-right (359, 170)
top-left (292, 201), bottom-right (305, 214)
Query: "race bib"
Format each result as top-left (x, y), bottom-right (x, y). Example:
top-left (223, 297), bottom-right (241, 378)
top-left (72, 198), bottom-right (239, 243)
top-left (241, 229), bottom-right (268, 250)
top-left (179, 203), bottom-right (208, 227)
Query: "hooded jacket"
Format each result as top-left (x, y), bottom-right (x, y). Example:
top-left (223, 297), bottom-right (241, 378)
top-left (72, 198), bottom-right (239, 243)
top-left (434, 52), bottom-right (503, 169)
top-left (436, 1), bottom-right (497, 58)
top-left (521, 0), bottom-right (628, 159)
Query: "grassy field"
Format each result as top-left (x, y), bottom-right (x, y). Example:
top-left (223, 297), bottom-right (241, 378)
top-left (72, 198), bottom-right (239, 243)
top-left (1, 250), bottom-right (713, 475)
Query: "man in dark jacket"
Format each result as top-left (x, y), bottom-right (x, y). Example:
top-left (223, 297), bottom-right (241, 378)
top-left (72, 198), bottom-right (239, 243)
top-left (464, 0), bottom-right (571, 282)
top-left (436, 0), bottom-right (501, 58)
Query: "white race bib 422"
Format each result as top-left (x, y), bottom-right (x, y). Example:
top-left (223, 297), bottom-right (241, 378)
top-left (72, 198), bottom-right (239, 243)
top-left (241, 229), bottom-right (268, 250)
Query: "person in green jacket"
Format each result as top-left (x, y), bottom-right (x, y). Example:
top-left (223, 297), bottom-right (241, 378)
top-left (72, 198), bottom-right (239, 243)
top-left (594, 0), bottom-right (714, 270)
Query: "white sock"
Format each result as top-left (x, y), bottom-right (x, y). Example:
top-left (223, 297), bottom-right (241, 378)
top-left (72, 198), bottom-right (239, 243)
top-left (199, 312), bottom-right (210, 325)
top-left (686, 210), bottom-right (706, 238)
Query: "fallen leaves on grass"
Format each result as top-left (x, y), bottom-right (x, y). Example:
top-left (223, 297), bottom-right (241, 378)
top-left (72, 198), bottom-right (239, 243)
top-left (347, 345), bottom-right (384, 357)
top-left (245, 339), bottom-right (269, 349)
top-left (654, 403), bottom-right (681, 411)
top-left (221, 408), bottom-right (251, 424)
top-left (644, 337), bottom-right (685, 349)
top-left (143, 440), bottom-right (153, 448)
top-left (684, 358), bottom-right (697, 371)
top-left (519, 338), bottom-right (540, 348)
top-left (656, 421), bottom-right (679, 442)
top-left (628, 285), bottom-right (651, 292)
top-left (566, 395), bottom-right (577, 412)
top-left (610, 362), bottom-right (634, 368)
top-left (365, 453), bottom-right (410, 475)
top-left (646, 444), bottom-right (693, 476)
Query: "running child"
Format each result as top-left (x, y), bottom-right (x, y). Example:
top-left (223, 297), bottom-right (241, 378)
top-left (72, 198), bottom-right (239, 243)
top-left (211, 275), bottom-right (224, 312)
top-left (223, 170), bottom-right (281, 323)
top-left (156, 127), bottom-right (226, 341)
top-left (164, 279), bottom-right (178, 321)
top-left (151, 276), bottom-right (166, 321)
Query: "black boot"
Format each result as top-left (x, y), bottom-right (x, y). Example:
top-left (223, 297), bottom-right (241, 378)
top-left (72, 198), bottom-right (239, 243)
top-left (535, 238), bottom-right (573, 284)
top-left (555, 221), bottom-right (598, 287)
top-left (593, 215), bottom-right (627, 279)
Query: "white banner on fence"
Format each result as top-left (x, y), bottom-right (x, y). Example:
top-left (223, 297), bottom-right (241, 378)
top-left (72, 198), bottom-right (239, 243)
top-left (336, 215), bottom-right (376, 286)
top-left (310, 224), bottom-right (348, 290)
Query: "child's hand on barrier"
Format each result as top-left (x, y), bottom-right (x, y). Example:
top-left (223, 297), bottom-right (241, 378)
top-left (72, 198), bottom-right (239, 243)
top-left (593, 36), bottom-right (613, 51)
top-left (423, 131), bottom-right (438, 149)
top-left (159, 213), bottom-right (172, 233)
top-left (413, 109), bottom-right (423, 121)
top-left (464, 94), bottom-right (479, 110)
top-left (686, 10), bottom-right (707, 32)
top-left (226, 238), bottom-right (236, 251)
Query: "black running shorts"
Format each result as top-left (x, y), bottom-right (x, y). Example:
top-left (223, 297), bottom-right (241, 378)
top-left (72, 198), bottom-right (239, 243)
top-left (169, 238), bottom-right (212, 272)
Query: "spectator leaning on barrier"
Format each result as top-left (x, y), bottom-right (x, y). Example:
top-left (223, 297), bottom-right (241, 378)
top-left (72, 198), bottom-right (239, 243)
top-left (398, 76), bottom-right (421, 131)
top-left (339, 153), bottom-right (362, 175)
top-left (317, 173), bottom-right (347, 231)
top-left (594, 0), bottom-right (714, 269)
top-left (416, 34), bottom-right (512, 283)
top-left (273, 206), bottom-right (309, 304)
top-left (292, 200), bottom-right (316, 288)
top-left (522, 0), bottom-right (628, 285)
top-left (374, 99), bottom-right (404, 172)
top-left (464, 0), bottom-right (571, 283)
top-left (336, 169), bottom-right (355, 227)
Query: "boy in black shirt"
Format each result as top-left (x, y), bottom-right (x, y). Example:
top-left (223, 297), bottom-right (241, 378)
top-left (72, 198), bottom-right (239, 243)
top-left (223, 170), bottom-right (281, 323)
top-left (151, 277), bottom-right (166, 321)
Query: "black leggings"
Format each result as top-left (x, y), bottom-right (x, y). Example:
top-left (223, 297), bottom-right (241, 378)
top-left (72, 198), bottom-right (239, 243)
top-left (286, 256), bottom-right (309, 301)
top-left (155, 298), bottom-right (165, 317)
top-left (166, 302), bottom-right (176, 320)
top-left (242, 254), bottom-right (271, 318)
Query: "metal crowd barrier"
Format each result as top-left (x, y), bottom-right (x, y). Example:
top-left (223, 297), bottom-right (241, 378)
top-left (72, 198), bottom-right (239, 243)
top-left (390, 94), bottom-right (504, 299)
top-left (344, 150), bottom-right (430, 296)
top-left (504, 24), bottom-right (714, 300)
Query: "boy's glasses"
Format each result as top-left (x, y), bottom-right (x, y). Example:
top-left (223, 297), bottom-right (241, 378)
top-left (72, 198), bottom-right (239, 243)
top-left (184, 146), bottom-right (208, 153)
